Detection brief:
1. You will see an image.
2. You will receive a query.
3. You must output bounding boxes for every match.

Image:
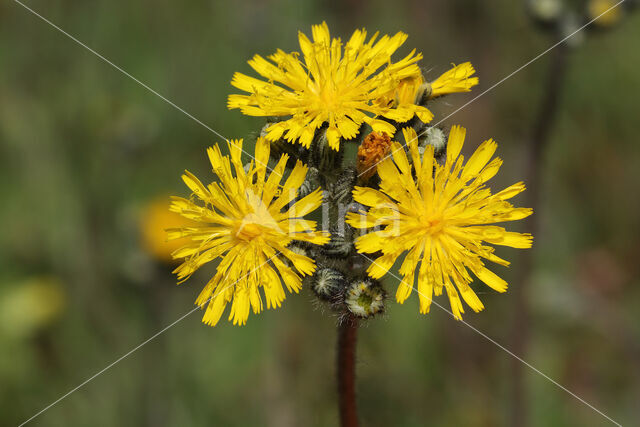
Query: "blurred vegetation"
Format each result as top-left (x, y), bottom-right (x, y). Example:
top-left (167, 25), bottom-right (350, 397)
top-left (1, 0), bottom-right (639, 425)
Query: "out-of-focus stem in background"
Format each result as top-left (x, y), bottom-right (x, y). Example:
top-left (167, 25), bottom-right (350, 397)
top-left (510, 31), bottom-right (570, 427)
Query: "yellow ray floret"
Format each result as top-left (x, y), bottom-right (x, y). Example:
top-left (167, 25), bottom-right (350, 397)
top-left (169, 138), bottom-right (330, 326)
top-left (227, 22), bottom-right (432, 151)
top-left (429, 62), bottom-right (478, 98)
top-left (346, 126), bottom-right (532, 319)
top-left (376, 62), bottom-right (478, 124)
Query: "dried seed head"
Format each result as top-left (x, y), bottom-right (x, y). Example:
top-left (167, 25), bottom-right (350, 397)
top-left (356, 131), bottom-right (393, 181)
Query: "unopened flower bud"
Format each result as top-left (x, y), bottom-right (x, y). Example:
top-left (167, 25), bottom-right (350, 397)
top-left (526, 0), bottom-right (564, 27)
top-left (299, 167), bottom-right (321, 199)
top-left (263, 123), bottom-right (310, 166)
top-left (322, 229), bottom-right (353, 259)
top-left (311, 268), bottom-right (346, 301)
top-left (344, 278), bottom-right (386, 318)
top-left (288, 242), bottom-right (310, 257)
top-left (419, 126), bottom-right (446, 156)
top-left (560, 12), bottom-right (585, 47)
top-left (330, 167), bottom-right (357, 205)
top-left (311, 128), bottom-right (343, 172)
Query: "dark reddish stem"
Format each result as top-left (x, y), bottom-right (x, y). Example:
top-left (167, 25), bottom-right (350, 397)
top-left (337, 316), bottom-right (359, 427)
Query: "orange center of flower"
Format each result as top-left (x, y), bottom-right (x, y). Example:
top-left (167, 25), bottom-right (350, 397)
top-left (234, 221), bottom-right (263, 242)
top-left (418, 213), bottom-right (446, 236)
top-left (356, 132), bottom-right (393, 181)
top-left (426, 218), bottom-right (445, 234)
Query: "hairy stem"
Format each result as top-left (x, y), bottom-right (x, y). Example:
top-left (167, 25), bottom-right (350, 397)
top-left (337, 316), bottom-right (359, 427)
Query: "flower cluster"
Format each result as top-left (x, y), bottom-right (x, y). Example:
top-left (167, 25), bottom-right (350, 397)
top-left (170, 22), bottom-right (531, 326)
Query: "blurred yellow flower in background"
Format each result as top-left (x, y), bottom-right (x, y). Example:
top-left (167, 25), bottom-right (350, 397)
top-left (588, 0), bottom-right (623, 27)
top-left (170, 138), bottom-right (330, 326)
top-left (228, 22), bottom-right (431, 150)
top-left (0, 277), bottom-right (65, 339)
top-left (347, 127), bottom-right (532, 319)
top-left (141, 197), bottom-right (194, 263)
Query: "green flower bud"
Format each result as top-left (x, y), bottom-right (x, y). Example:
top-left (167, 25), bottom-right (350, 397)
top-left (311, 267), bottom-right (346, 302)
top-left (526, 0), bottom-right (563, 28)
top-left (322, 228), bottom-right (353, 259)
top-left (262, 123), bottom-right (310, 167)
top-left (299, 167), bottom-right (321, 199)
top-left (420, 126), bottom-right (446, 155)
top-left (311, 127), bottom-right (343, 172)
top-left (328, 166), bottom-right (357, 205)
top-left (344, 278), bottom-right (386, 318)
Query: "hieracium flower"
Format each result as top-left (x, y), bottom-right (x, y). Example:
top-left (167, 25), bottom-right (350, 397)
top-left (346, 127), bottom-right (533, 319)
top-left (381, 62), bottom-right (478, 117)
top-left (169, 138), bottom-right (329, 326)
top-left (227, 22), bottom-right (431, 150)
top-left (173, 22), bottom-right (529, 330)
top-left (181, 22), bottom-right (536, 426)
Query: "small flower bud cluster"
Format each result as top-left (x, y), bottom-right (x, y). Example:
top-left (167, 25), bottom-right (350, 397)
top-left (271, 71), bottom-right (462, 320)
top-left (272, 125), bottom-right (387, 319)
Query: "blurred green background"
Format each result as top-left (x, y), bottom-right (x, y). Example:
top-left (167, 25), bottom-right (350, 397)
top-left (2, 0), bottom-right (639, 426)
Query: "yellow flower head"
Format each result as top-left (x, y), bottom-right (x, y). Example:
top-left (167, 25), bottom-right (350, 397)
top-left (377, 62), bottom-right (478, 123)
top-left (588, 0), bottom-right (622, 27)
top-left (346, 127), bottom-right (532, 319)
top-left (428, 62), bottom-right (479, 99)
top-left (169, 138), bottom-right (330, 326)
top-left (228, 22), bottom-right (432, 151)
top-left (375, 74), bottom-right (434, 124)
top-left (394, 74), bottom-right (425, 106)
